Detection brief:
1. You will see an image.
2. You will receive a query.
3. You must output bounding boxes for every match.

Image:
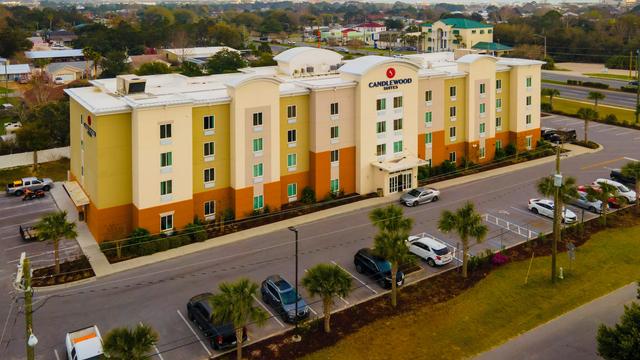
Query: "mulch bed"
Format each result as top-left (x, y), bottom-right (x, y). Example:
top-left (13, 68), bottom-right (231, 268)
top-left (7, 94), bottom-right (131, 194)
top-left (32, 256), bottom-right (95, 287)
top-left (228, 207), bottom-right (640, 360)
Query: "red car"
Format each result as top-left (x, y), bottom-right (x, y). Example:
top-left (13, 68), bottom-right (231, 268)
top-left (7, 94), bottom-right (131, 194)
top-left (577, 185), bottom-right (620, 208)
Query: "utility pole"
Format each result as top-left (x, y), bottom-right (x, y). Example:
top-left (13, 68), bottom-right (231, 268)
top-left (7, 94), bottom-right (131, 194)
top-left (635, 49), bottom-right (639, 124)
top-left (15, 253), bottom-right (36, 360)
top-left (552, 145), bottom-right (562, 283)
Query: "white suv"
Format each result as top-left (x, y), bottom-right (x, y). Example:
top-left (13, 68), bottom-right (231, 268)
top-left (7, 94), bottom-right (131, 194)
top-left (407, 235), bottom-right (453, 267)
top-left (592, 178), bottom-right (637, 203)
top-left (528, 198), bottom-right (577, 223)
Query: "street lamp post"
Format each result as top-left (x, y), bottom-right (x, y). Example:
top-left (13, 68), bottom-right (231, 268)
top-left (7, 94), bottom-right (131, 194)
top-left (552, 145), bottom-right (562, 283)
top-left (635, 49), bottom-right (639, 124)
top-left (287, 226), bottom-right (299, 333)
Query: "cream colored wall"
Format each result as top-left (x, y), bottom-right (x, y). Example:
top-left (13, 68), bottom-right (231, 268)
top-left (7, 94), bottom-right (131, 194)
top-left (69, 98), bottom-right (84, 186)
top-left (418, 77), bottom-right (445, 133)
top-left (459, 28), bottom-right (493, 48)
top-left (243, 105), bottom-right (273, 186)
top-left (508, 65), bottom-right (542, 132)
top-left (131, 105), bottom-right (193, 209)
top-left (444, 77), bottom-right (467, 145)
top-left (192, 104), bottom-right (230, 193)
top-left (309, 87), bottom-right (356, 153)
top-left (280, 95), bottom-right (310, 174)
top-left (459, 57), bottom-right (496, 142)
top-left (496, 71), bottom-right (510, 134)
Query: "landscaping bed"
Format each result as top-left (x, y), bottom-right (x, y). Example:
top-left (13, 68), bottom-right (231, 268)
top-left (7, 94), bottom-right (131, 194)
top-left (32, 256), bottom-right (95, 287)
top-left (229, 206), bottom-right (640, 360)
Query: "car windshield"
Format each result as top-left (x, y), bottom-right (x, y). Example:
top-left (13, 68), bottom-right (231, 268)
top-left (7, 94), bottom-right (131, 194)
top-left (434, 247), bottom-right (450, 255)
top-left (377, 259), bottom-right (391, 273)
top-left (408, 189), bottom-right (421, 197)
top-left (280, 289), bottom-right (300, 305)
top-left (618, 185), bottom-right (630, 192)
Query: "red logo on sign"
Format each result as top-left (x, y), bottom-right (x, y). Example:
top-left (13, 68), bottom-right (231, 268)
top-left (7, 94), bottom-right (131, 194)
top-left (87, 116), bottom-right (92, 126)
top-left (386, 68), bottom-right (396, 79)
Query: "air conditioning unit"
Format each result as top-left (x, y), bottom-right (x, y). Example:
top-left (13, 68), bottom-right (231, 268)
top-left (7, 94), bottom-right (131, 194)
top-left (116, 75), bottom-right (146, 95)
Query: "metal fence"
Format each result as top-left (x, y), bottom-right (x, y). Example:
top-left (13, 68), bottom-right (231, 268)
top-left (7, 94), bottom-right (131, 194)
top-left (482, 213), bottom-right (539, 240)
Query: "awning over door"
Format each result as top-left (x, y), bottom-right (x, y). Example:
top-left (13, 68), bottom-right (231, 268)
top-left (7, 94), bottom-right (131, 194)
top-left (63, 181), bottom-right (90, 207)
top-left (371, 155), bottom-right (427, 173)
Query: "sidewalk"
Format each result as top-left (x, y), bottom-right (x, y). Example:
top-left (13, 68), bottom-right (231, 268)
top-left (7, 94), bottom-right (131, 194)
top-left (51, 143), bottom-right (600, 280)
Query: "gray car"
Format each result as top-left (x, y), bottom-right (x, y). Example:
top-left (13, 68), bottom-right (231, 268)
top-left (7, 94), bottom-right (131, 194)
top-left (571, 191), bottom-right (605, 213)
top-left (400, 187), bottom-right (440, 207)
top-left (261, 275), bottom-right (309, 323)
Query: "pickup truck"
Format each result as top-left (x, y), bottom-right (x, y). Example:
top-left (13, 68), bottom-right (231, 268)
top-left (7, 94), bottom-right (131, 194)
top-left (19, 225), bottom-right (38, 241)
top-left (65, 325), bottom-right (104, 360)
top-left (6, 177), bottom-right (53, 196)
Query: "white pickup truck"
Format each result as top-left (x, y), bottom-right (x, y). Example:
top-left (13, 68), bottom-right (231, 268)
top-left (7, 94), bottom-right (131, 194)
top-left (65, 325), bottom-right (104, 360)
top-left (5, 177), bottom-right (53, 196)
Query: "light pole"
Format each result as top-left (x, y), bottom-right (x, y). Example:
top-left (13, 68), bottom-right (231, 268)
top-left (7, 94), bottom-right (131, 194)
top-left (552, 145), bottom-right (562, 283)
top-left (287, 226), bottom-right (299, 333)
top-left (635, 49), bottom-right (639, 124)
top-left (533, 34), bottom-right (547, 59)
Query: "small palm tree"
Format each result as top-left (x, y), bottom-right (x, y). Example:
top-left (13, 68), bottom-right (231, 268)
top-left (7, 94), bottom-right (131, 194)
top-left (373, 230), bottom-right (412, 307)
top-left (586, 182), bottom-right (623, 226)
top-left (542, 88), bottom-right (560, 110)
top-left (587, 91), bottom-right (605, 112)
top-left (369, 205), bottom-right (413, 234)
top-left (438, 202), bottom-right (488, 278)
top-left (302, 264), bottom-right (352, 333)
top-left (102, 323), bottom-right (159, 360)
top-left (621, 161), bottom-right (640, 211)
top-left (576, 107), bottom-right (598, 144)
top-left (209, 278), bottom-right (268, 360)
top-left (537, 175), bottom-right (580, 209)
top-left (34, 211), bottom-right (77, 274)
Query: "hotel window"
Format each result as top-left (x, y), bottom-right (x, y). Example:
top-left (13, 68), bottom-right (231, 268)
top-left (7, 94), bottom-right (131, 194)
top-left (479, 123), bottom-right (486, 135)
top-left (287, 129), bottom-right (297, 144)
top-left (376, 98), bottom-right (386, 111)
top-left (480, 83), bottom-right (486, 95)
top-left (160, 213), bottom-right (173, 232)
top-left (496, 117), bottom-right (502, 130)
top-left (496, 139), bottom-right (502, 150)
top-left (425, 90), bottom-right (432, 102)
top-left (480, 30), bottom-right (485, 34)
top-left (496, 98), bottom-right (502, 109)
top-left (287, 153), bottom-right (297, 168)
top-left (449, 126), bottom-right (456, 139)
top-left (496, 79), bottom-right (502, 91)
top-left (479, 103), bottom-right (486, 115)
top-left (253, 195), bottom-right (264, 210)
top-left (204, 201), bottom-right (215, 218)
top-left (526, 114), bottom-right (532, 125)
top-left (393, 140), bottom-right (403, 153)
top-left (330, 102), bottom-right (339, 115)
top-left (287, 183), bottom-right (297, 198)
top-left (253, 163), bottom-right (263, 178)
top-left (204, 168), bottom-right (215, 183)
top-left (472, 30), bottom-right (477, 34)
top-left (160, 180), bottom-right (172, 196)
top-left (330, 179), bottom-right (339, 194)
top-left (330, 149), bottom-right (339, 163)
top-left (526, 96), bottom-right (532, 106)
top-left (160, 123), bottom-right (172, 139)
top-left (252, 112), bottom-right (263, 127)
top-left (450, 106), bottom-right (457, 118)
top-left (204, 142), bottom-right (215, 157)
top-left (450, 86), bottom-right (457, 97)
top-left (252, 138), bottom-right (263, 153)
top-left (204, 115), bottom-right (215, 130)
top-left (376, 144), bottom-right (386, 156)
top-left (330, 126), bottom-right (339, 140)
top-left (393, 118), bottom-right (403, 131)
top-left (160, 152), bottom-right (172, 167)
top-left (526, 136), bottom-right (533, 149)
top-left (425, 112), bottom-right (432, 126)
top-left (425, 132), bottom-right (432, 145)
top-left (287, 105), bottom-right (297, 119)
top-left (376, 121), bottom-right (386, 134)
top-left (393, 96), bottom-right (403, 108)
top-left (480, 146), bottom-right (486, 159)
top-left (449, 152), bottom-right (457, 162)
top-left (526, 76), bottom-right (532, 88)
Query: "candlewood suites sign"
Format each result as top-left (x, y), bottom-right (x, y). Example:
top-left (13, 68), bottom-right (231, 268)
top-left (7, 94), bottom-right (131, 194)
top-left (368, 67), bottom-right (412, 90)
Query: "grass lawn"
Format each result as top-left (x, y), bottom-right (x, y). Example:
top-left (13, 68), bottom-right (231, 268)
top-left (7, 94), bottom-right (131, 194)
top-left (541, 79), bottom-right (567, 86)
top-left (304, 224), bottom-right (640, 360)
top-left (0, 87), bottom-right (14, 95)
top-left (543, 96), bottom-right (636, 123)
top-left (584, 73), bottom-right (635, 81)
top-left (0, 158), bottom-right (69, 186)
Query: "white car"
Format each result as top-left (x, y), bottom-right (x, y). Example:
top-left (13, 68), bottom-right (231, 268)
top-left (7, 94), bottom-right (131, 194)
top-left (528, 198), bottom-right (577, 224)
top-left (407, 235), bottom-right (453, 266)
top-left (592, 178), bottom-right (637, 203)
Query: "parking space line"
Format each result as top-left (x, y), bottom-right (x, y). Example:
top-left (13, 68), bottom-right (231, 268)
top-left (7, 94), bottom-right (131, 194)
top-left (581, 157), bottom-right (625, 170)
top-left (330, 260), bottom-right (378, 294)
top-left (251, 294), bottom-right (285, 328)
top-left (54, 349), bottom-right (61, 360)
top-left (140, 322), bottom-right (165, 360)
top-left (307, 305), bottom-right (318, 316)
top-left (615, 131), bottom-right (633, 136)
top-left (510, 206), bottom-right (553, 223)
top-left (590, 123), bottom-right (601, 128)
top-left (176, 309), bottom-right (212, 357)
top-left (624, 157), bottom-right (639, 162)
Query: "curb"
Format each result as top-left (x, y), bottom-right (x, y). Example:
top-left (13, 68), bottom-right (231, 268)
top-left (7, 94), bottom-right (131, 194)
top-left (33, 276), bottom-right (96, 292)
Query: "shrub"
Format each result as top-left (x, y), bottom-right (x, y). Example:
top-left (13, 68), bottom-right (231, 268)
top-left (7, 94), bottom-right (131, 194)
top-left (459, 157), bottom-right (475, 169)
top-left (438, 160), bottom-right (457, 175)
top-left (540, 102), bottom-right (552, 113)
top-left (100, 241), bottom-right (117, 257)
top-left (505, 143), bottom-right (517, 156)
top-left (418, 165), bottom-right (430, 180)
top-left (184, 222), bottom-right (207, 242)
top-left (582, 81), bottom-right (609, 89)
top-left (300, 186), bottom-right (316, 204)
top-left (140, 239), bottom-right (158, 255)
top-left (126, 228), bottom-right (152, 256)
top-left (494, 147), bottom-right (507, 161)
top-left (491, 252), bottom-right (510, 266)
top-left (222, 208), bottom-right (235, 222)
top-left (169, 235), bottom-right (190, 249)
top-left (541, 56), bottom-right (555, 70)
top-left (156, 237), bottom-right (171, 252)
top-left (604, 114), bottom-right (618, 124)
top-left (620, 85), bottom-right (638, 93)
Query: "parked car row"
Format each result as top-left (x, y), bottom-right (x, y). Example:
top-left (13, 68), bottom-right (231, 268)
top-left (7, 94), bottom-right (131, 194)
top-left (540, 127), bottom-right (577, 144)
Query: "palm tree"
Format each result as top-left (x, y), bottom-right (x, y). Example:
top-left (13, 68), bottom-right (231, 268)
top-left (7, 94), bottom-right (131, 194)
top-left (587, 91), bottom-right (605, 112)
top-left (102, 323), bottom-right (159, 360)
top-left (369, 205), bottom-right (413, 234)
top-left (541, 88), bottom-right (560, 110)
top-left (373, 230), bottom-right (413, 307)
top-left (621, 161), bottom-right (640, 211)
top-left (209, 278), bottom-right (268, 360)
top-left (34, 211), bottom-right (77, 274)
top-left (438, 202), bottom-right (488, 278)
top-left (302, 263), bottom-right (352, 333)
top-left (537, 175), bottom-right (579, 209)
top-left (586, 182), bottom-right (623, 226)
top-left (576, 107), bottom-right (598, 144)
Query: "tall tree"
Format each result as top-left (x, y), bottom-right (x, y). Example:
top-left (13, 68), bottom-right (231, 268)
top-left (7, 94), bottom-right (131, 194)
top-left (576, 107), bottom-right (598, 144)
top-left (100, 51), bottom-right (130, 78)
top-left (0, 27), bottom-right (32, 58)
top-left (206, 49), bottom-right (247, 74)
top-left (369, 204), bottom-right (413, 234)
top-left (597, 302), bottom-right (640, 360)
top-left (621, 161), bottom-right (640, 211)
top-left (302, 263), bottom-right (352, 333)
top-left (34, 211), bottom-right (77, 274)
top-left (103, 323), bottom-right (159, 360)
top-left (438, 202), bottom-right (488, 278)
top-left (16, 122), bottom-right (50, 171)
top-left (541, 88), bottom-right (560, 110)
top-left (209, 278), bottom-right (267, 360)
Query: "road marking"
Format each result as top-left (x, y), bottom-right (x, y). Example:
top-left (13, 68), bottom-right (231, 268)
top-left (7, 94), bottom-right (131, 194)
top-left (510, 206), bottom-right (553, 223)
top-left (54, 349), bottom-right (61, 360)
top-left (581, 157), bottom-right (625, 170)
top-left (140, 321), bottom-right (165, 360)
top-left (251, 294), bottom-right (285, 328)
top-left (590, 123), bottom-right (602, 128)
top-left (330, 260), bottom-right (378, 294)
top-left (624, 157), bottom-right (639, 162)
top-left (596, 127), bottom-right (616, 133)
top-left (615, 131), bottom-right (633, 136)
top-left (176, 309), bottom-right (212, 356)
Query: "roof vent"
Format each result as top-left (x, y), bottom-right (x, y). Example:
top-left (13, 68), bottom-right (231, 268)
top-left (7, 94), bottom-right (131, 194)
top-left (116, 75), bottom-right (146, 95)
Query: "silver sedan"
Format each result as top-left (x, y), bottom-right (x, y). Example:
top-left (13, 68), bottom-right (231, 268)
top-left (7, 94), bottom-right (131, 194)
top-left (400, 187), bottom-right (440, 207)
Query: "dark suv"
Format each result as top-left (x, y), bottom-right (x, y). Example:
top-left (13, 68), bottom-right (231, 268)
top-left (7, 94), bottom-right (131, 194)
top-left (261, 275), bottom-right (310, 323)
top-left (541, 127), bottom-right (576, 143)
top-left (353, 248), bottom-right (405, 289)
top-left (610, 169), bottom-right (635, 187)
top-left (187, 293), bottom-right (247, 350)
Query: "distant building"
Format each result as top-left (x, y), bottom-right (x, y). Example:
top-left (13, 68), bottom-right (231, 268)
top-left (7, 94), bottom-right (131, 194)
top-left (46, 61), bottom-right (93, 84)
top-left (159, 47), bottom-right (240, 65)
top-left (422, 19), bottom-right (506, 53)
top-left (0, 64), bottom-right (31, 83)
top-left (47, 29), bottom-right (78, 47)
top-left (25, 49), bottom-right (85, 63)
top-left (128, 54), bottom-right (171, 70)
top-left (354, 22), bottom-right (387, 33)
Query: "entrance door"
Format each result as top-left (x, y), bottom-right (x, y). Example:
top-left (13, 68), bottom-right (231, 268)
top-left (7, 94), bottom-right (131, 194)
top-left (389, 172), bottom-right (413, 194)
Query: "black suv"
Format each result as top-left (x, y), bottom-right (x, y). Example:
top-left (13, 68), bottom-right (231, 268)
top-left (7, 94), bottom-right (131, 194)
top-left (261, 275), bottom-right (310, 323)
top-left (610, 169), bottom-right (635, 187)
top-left (541, 127), bottom-right (576, 143)
top-left (187, 293), bottom-right (247, 350)
top-left (353, 248), bottom-right (405, 289)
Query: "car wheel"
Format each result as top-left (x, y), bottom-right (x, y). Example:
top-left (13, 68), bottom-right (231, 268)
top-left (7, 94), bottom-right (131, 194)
top-left (432, 196), bottom-right (439, 202)
top-left (14, 190), bottom-right (23, 197)
top-left (42, 185), bottom-right (50, 191)
top-left (426, 258), bottom-right (436, 267)
top-left (355, 263), bottom-right (363, 273)
top-left (412, 201), bottom-right (418, 207)
top-left (377, 278), bottom-right (386, 288)
top-left (589, 206), bottom-right (597, 213)
top-left (531, 208), bottom-right (539, 215)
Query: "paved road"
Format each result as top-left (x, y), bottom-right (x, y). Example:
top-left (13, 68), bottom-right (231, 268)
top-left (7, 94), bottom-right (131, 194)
top-left (541, 83), bottom-right (637, 109)
top-left (0, 115), bottom-right (638, 360)
top-left (476, 283), bottom-right (638, 360)
top-left (542, 71), bottom-right (630, 89)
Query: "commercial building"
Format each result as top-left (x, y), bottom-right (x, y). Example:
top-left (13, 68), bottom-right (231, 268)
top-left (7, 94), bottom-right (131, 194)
top-left (422, 19), bottom-right (511, 53)
top-left (65, 47), bottom-right (542, 242)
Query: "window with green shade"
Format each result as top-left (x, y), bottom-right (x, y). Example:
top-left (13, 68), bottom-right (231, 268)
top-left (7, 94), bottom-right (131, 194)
top-left (425, 132), bottom-right (432, 145)
top-left (253, 195), bottom-right (264, 210)
top-left (480, 83), bottom-right (486, 94)
top-left (496, 98), bottom-right (502, 108)
top-left (450, 86), bottom-right (457, 97)
top-left (376, 121), bottom-right (386, 134)
top-left (425, 90), bottom-right (432, 102)
top-left (479, 123), bottom-right (486, 134)
top-left (393, 118), bottom-right (403, 131)
top-left (393, 140), bottom-right (403, 153)
top-left (526, 77), bottom-right (532, 87)
top-left (393, 96), bottom-right (403, 108)
top-left (252, 138), bottom-right (263, 153)
top-left (204, 115), bottom-right (215, 130)
top-left (496, 139), bottom-right (502, 150)
top-left (376, 144), bottom-right (386, 156)
top-left (480, 103), bottom-right (486, 114)
top-left (160, 152), bottom-right (172, 167)
top-left (425, 112), bottom-right (432, 125)
top-left (287, 153), bottom-right (297, 167)
top-left (330, 179), bottom-right (339, 193)
top-left (160, 180), bottom-right (172, 195)
top-left (253, 163), bottom-right (263, 178)
top-left (330, 126), bottom-right (339, 139)
top-left (287, 183), bottom-right (297, 197)
top-left (376, 98), bottom-right (386, 111)
top-left (204, 142), bottom-right (214, 157)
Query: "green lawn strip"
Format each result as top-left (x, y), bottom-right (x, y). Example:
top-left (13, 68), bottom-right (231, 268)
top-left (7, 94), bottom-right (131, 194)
top-left (584, 73), bottom-right (635, 81)
top-left (542, 96), bottom-right (636, 123)
top-left (0, 158), bottom-right (69, 186)
top-left (541, 79), bottom-right (567, 86)
top-left (304, 225), bottom-right (640, 360)
top-left (0, 87), bottom-right (14, 94)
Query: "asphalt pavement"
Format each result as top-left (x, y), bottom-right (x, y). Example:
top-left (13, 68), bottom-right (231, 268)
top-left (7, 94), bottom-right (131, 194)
top-left (541, 83), bottom-right (637, 109)
top-left (542, 71), bottom-right (630, 89)
top-left (0, 115), bottom-right (638, 360)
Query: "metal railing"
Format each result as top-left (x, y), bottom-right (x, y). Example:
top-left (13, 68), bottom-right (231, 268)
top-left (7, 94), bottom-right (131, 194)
top-left (482, 214), bottom-right (539, 240)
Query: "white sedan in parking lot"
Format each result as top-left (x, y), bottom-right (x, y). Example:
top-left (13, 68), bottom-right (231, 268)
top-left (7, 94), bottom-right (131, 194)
top-left (592, 178), bottom-right (637, 204)
top-left (528, 198), bottom-right (577, 223)
top-left (406, 235), bottom-right (453, 267)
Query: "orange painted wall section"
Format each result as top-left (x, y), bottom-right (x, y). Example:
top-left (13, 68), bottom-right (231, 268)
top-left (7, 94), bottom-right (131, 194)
top-left (443, 142), bottom-right (467, 166)
top-left (417, 134), bottom-right (426, 159)
top-left (339, 147), bottom-right (356, 194)
top-left (309, 150), bottom-right (331, 199)
top-left (86, 201), bottom-right (133, 243)
top-left (431, 131), bottom-right (446, 165)
top-left (134, 199), bottom-right (194, 234)
top-left (193, 188), bottom-right (232, 221)
top-left (264, 181), bottom-right (282, 211)
top-left (233, 187), bottom-right (254, 219)
top-left (280, 172), bottom-right (310, 204)
top-left (510, 128), bottom-right (541, 151)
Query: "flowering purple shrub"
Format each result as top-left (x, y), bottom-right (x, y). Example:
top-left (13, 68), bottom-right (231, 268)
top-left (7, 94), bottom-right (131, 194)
top-left (491, 252), bottom-right (510, 266)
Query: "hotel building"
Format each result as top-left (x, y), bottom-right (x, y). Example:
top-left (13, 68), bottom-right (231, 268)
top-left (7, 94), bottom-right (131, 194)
top-left (65, 47), bottom-right (543, 242)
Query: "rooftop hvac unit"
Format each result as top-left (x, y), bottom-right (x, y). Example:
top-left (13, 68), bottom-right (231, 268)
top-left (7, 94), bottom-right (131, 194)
top-left (116, 75), bottom-right (147, 95)
top-left (306, 66), bottom-right (314, 73)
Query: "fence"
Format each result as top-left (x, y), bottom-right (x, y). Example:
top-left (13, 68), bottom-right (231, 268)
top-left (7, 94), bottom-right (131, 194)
top-left (0, 146), bottom-right (69, 170)
top-left (483, 213), bottom-right (539, 240)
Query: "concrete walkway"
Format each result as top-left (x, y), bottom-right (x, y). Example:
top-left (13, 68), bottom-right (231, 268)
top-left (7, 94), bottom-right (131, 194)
top-left (51, 143), bottom-right (599, 280)
top-left (475, 283), bottom-right (638, 360)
